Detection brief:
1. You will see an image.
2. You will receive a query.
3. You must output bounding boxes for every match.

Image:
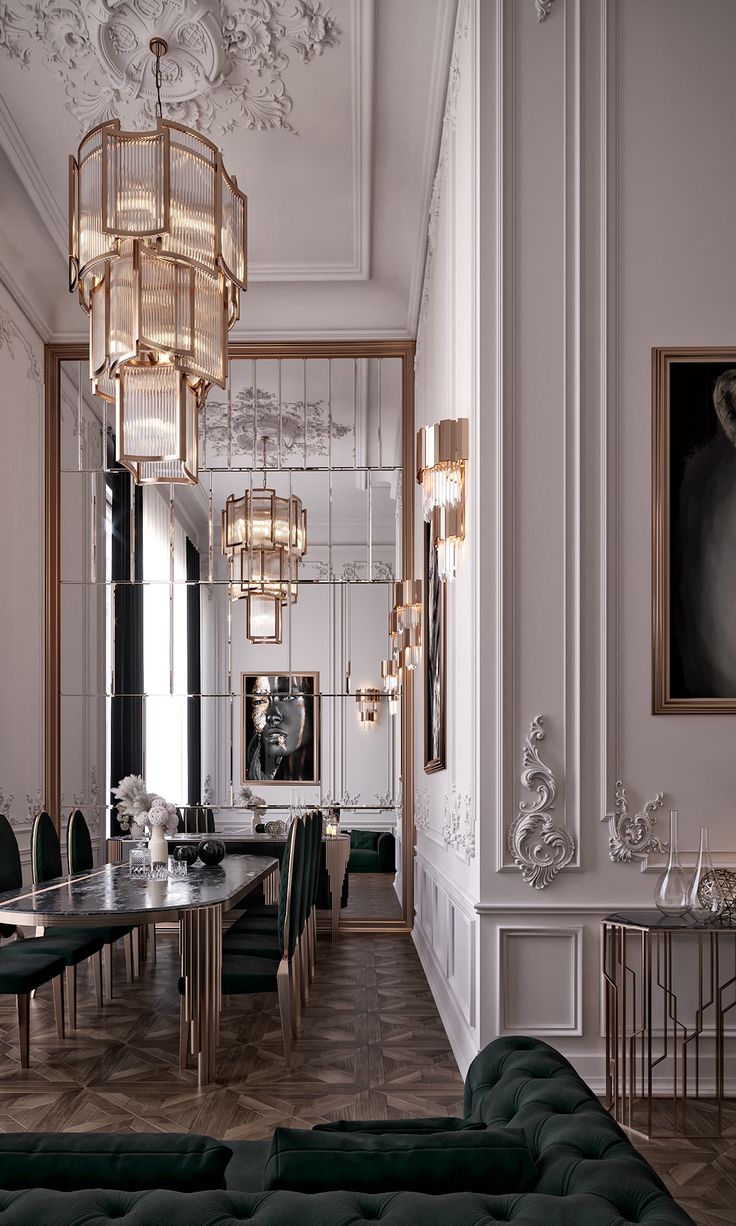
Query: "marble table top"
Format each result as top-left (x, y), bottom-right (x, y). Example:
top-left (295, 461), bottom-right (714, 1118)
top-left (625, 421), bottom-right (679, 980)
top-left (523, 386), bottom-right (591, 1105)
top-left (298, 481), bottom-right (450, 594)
top-left (0, 856), bottom-right (277, 927)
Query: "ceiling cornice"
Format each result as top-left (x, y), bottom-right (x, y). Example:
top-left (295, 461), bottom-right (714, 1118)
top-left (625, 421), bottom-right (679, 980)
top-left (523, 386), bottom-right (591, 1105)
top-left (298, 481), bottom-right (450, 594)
top-left (0, 95), bottom-right (67, 260)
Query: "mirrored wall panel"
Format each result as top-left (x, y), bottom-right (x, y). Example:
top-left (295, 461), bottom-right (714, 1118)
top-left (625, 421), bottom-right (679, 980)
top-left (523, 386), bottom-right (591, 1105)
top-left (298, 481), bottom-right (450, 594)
top-left (56, 350), bottom-right (410, 916)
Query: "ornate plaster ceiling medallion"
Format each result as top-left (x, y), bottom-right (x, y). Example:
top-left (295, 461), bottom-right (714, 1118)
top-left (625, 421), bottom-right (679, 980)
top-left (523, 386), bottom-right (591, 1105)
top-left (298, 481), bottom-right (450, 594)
top-left (0, 0), bottom-right (340, 135)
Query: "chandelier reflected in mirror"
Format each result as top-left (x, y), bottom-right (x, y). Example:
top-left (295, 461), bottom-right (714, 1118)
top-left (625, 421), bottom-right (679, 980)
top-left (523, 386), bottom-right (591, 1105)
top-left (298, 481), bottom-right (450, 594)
top-left (68, 38), bottom-right (247, 485)
top-left (222, 441), bottom-right (308, 644)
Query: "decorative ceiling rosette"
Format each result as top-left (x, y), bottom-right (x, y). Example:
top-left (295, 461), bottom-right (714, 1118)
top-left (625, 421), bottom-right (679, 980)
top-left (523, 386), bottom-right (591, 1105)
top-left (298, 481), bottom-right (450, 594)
top-left (0, 0), bottom-right (340, 135)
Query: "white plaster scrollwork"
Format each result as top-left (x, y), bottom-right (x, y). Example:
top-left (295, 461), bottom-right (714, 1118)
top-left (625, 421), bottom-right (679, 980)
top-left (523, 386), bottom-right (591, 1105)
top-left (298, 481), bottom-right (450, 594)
top-left (26, 789), bottom-right (43, 822)
top-left (604, 780), bottom-right (666, 864)
top-left (535, 0), bottom-right (555, 22)
top-left (0, 305), bottom-right (42, 385)
top-left (413, 788), bottom-right (430, 832)
top-left (202, 774), bottom-right (213, 805)
top-left (0, 1), bottom-right (340, 136)
top-left (0, 789), bottom-right (15, 826)
top-left (508, 717), bottom-right (575, 889)
top-left (442, 787), bottom-right (476, 861)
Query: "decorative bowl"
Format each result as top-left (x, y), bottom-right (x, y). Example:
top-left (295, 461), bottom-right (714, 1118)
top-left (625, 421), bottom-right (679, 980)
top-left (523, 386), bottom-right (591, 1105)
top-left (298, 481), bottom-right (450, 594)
top-left (173, 843), bottom-right (199, 866)
top-left (197, 838), bottom-right (227, 866)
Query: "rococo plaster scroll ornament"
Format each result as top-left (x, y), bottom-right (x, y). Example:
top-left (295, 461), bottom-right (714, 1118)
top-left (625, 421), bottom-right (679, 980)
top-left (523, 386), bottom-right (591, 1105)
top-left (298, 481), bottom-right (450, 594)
top-left (535, 0), bottom-right (555, 21)
top-left (0, 1), bottom-right (340, 136)
top-left (508, 716), bottom-right (575, 889)
top-left (604, 780), bottom-right (667, 864)
top-left (0, 304), bottom-right (42, 386)
top-left (442, 786), bottom-right (476, 861)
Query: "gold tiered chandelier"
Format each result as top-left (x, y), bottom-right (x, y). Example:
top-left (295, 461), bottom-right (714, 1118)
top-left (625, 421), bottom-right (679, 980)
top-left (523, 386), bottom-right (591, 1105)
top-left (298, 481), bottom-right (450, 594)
top-left (68, 38), bottom-right (247, 485)
top-left (222, 443), bottom-right (308, 644)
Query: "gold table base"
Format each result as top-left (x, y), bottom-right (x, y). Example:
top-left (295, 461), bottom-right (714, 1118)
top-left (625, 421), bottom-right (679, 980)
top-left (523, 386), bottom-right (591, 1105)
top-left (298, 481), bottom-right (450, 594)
top-left (603, 918), bottom-right (736, 1138)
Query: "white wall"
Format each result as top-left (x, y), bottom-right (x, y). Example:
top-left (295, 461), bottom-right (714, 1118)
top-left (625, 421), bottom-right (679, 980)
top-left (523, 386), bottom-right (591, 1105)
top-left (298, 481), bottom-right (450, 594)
top-left (414, 0), bottom-right (736, 1088)
top-left (0, 279), bottom-right (44, 875)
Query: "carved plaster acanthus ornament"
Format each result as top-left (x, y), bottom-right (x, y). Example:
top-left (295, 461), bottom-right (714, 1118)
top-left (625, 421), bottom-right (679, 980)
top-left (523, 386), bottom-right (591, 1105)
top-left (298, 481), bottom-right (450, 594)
top-left (0, 1), bottom-right (340, 136)
top-left (604, 780), bottom-right (666, 864)
top-left (442, 787), bottom-right (476, 861)
top-left (509, 716), bottom-right (575, 889)
top-left (535, 0), bottom-right (555, 22)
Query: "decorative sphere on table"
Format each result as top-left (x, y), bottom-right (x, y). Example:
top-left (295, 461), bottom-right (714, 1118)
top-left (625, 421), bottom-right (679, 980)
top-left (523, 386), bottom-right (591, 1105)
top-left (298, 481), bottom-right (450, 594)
top-left (197, 839), bottom-right (226, 866)
top-left (173, 844), bottom-right (198, 866)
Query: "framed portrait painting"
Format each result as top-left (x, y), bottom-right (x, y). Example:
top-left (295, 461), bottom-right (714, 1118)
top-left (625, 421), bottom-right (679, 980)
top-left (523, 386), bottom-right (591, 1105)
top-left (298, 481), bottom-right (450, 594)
top-left (241, 672), bottom-right (321, 783)
top-left (653, 347), bottom-right (736, 712)
top-left (424, 522), bottom-right (446, 771)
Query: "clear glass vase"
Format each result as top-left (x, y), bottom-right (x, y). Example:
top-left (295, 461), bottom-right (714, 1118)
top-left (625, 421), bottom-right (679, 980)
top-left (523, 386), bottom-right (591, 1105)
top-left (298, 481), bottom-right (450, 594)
top-left (655, 810), bottom-right (690, 918)
top-left (688, 826), bottom-right (724, 923)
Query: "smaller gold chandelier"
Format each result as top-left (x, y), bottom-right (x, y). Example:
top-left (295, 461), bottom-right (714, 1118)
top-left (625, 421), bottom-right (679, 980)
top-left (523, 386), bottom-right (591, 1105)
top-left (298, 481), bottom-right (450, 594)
top-left (222, 445), bottom-right (307, 644)
top-left (417, 418), bottom-right (468, 580)
top-left (356, 687), bottom-right (381, 728)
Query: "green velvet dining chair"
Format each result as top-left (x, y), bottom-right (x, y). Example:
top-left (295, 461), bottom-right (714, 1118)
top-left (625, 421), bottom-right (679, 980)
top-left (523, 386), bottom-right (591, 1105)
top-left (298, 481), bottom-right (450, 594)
top-left (66, 809), bottom-right (137, 1000)
top-left (0, 811), bottom-right (68, 1050)
top-left (30, 811), bottom-right (105, 1028)
top-left (180, 816), bottom-right (305, 1070)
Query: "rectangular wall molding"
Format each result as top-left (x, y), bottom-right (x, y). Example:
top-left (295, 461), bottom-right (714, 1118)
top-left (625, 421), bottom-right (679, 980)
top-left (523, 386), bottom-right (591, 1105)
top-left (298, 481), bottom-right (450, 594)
top-left (497, 925), bottom-right (583, 1037)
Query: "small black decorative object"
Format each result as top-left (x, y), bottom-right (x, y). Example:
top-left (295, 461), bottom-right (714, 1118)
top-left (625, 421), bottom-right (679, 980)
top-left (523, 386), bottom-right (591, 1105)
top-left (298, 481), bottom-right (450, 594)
top-left (197, 838), bottom-right (226, 866)
top-left (173, 843), bottom-right (198, 866)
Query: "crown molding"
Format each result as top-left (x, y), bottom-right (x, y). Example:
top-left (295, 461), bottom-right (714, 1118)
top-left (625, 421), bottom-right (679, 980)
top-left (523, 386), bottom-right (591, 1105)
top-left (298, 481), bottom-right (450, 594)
top-left (0, 253), bottom-right (52, 341)
top-left (0, 96), bottom-right (67, 259)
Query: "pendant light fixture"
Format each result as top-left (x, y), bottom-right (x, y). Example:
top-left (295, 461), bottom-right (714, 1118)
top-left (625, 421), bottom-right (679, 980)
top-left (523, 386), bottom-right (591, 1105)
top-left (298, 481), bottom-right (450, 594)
top-left (416, 418), bottom-right (469, 580)
top-left (222, 439), bottom-right (308, 644)
top-left (69, 37), bottom-right (247, 485)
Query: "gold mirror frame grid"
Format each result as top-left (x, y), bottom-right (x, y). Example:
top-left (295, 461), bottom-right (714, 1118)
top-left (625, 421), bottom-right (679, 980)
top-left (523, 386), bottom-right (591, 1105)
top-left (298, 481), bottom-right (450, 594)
top-left (45, 340), bottom-right (416, 932)
top-left (652, 345), bottom-right (736, 714)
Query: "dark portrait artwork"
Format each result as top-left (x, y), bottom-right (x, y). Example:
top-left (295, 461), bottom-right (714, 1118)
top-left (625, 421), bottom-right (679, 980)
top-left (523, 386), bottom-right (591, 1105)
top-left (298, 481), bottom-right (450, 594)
top-left (242, 673), bottom-right (320, 783)
top-left (424, 523), bottom-right (446, 771)
top-left (654, 349), bottom-right (736, 711)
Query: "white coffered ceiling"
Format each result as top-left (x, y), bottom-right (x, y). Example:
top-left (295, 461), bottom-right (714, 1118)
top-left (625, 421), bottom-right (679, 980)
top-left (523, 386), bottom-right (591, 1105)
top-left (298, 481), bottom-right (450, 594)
top-left (0, 0), bottom-right (456, 340)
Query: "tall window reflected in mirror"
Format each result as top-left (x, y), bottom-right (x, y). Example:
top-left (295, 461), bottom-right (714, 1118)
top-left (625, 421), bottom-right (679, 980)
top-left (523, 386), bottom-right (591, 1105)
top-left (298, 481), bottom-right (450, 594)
top-left (49, 343), bottom-right (415, 924)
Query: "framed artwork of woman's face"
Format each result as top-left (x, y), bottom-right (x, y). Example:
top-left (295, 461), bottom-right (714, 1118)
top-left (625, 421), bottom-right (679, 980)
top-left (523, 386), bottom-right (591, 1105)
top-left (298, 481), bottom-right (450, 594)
top-left (424, 523), bottom-right (446, 772)
top-left (241, 672), bottom-right (320, 784)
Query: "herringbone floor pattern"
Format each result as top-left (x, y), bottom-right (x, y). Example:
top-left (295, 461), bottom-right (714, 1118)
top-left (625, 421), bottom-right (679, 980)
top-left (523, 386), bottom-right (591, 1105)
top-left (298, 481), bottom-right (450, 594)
top-left (0, 930), bottom-right (728, 1225)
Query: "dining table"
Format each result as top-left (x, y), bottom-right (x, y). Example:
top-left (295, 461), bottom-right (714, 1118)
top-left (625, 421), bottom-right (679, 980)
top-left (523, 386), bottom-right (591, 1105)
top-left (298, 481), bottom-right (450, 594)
top-left (0, 855), bottom-right (277, 1085)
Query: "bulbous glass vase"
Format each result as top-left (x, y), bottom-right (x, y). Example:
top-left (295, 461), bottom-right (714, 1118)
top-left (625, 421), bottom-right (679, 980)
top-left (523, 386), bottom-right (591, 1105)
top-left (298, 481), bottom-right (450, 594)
top-left (655, 810), bottom-right (690, 919)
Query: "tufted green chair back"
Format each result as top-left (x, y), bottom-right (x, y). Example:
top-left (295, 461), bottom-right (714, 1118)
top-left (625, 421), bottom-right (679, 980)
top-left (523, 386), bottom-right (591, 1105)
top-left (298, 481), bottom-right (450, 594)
top-left (0, 813), bottom-right (22, 937)
top-left (277, 818), bottom-right (305, 960)
top-left (66, 809), bottom-right (94, 874)
top-left (31, 811), bottom-right (63, 884)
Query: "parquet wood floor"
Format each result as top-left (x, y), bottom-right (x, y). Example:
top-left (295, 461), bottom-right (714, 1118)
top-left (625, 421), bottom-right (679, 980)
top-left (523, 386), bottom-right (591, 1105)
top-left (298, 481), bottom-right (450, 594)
top-left (343, 872), bottom-right (403, 920)
top-left (0, 930), bottom-right (728, 1226)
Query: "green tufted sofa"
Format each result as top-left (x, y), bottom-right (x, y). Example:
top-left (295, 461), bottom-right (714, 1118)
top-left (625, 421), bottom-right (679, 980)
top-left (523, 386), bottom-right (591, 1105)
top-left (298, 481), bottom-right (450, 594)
top-left (0, 1037), bottom-right (694, 1224)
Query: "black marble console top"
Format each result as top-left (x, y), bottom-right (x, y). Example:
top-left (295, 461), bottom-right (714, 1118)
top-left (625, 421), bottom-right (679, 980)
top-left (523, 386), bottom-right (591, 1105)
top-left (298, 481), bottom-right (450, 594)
top-left (0, 856), bottom-right (277, 924)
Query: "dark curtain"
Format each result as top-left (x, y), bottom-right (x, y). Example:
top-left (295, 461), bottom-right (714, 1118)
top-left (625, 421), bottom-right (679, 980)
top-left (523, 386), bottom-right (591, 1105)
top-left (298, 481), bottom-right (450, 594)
top-left (109, 473), bottom-right (143, 836)
top-left (186, 537), bottom-right (202, 806)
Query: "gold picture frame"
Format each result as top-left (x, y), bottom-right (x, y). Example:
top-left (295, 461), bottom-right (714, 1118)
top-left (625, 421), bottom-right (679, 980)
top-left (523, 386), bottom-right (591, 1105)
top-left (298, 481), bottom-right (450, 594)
top-left (653, 346), bottom-right (736, 712)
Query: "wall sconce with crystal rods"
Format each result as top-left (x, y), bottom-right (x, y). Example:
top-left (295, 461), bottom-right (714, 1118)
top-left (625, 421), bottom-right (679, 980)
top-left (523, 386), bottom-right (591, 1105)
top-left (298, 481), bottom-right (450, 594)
top-left (381, 658), bottom-right (400, 716)
top-left (391, 579), bottom-right (422, 670)
top-left (416, 418), bottom-right (468, 580)
top-left (69, 38), bottom-right (247, 485)
top-left (356, 687), bottom-right (381, 728)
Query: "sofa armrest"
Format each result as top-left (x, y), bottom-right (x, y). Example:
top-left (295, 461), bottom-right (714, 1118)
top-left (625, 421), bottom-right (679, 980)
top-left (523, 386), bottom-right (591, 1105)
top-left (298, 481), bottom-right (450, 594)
top-left (376, 831), bottom-right (395, 872)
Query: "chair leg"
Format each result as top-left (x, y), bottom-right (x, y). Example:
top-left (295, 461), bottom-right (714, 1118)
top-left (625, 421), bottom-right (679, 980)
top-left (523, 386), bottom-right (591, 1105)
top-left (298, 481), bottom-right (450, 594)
top-left (123, 933), bottom-right (133, 983)
top-left (16, 994), bottom-right (29, 1069)
top-left (277, 960), bottom-right (291, 1067)
top-left (178, 1002), bottom-right (189, 1073)
top-left (132, 929), bottom-right (141, 980)
top-left (289, 957), bottom-right (300, 1039)
top-left (104, 945), bottom-right (113, 1001)
top-left (299, 935), bottom-right (309, 1009)
top-left (93, 950), bottom-right (103, 1008)
top-left (148, 924), bottom-right (157, 963)
top-left (52, 973), bottom-right (64, 1040)
top-left (310, 911), bottom-right (317, 978)
top-left (65, 965), bottom-right (77, 1030)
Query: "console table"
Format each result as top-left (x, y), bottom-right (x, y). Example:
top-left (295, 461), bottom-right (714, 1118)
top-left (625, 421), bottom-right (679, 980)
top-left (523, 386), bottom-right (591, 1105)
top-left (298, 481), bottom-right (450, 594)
top-left (603, 911), bottom-right (736, 1138)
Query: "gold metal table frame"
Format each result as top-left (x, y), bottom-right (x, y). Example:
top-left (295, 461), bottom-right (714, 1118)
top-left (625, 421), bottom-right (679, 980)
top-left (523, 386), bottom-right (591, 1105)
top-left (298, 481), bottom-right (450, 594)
top-left (603, 913), bottom-right (736, 1138)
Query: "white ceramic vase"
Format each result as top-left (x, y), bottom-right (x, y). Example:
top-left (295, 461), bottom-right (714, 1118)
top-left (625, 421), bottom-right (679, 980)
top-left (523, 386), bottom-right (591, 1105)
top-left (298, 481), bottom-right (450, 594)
top-left (148, 824), bottom-right (168, 867)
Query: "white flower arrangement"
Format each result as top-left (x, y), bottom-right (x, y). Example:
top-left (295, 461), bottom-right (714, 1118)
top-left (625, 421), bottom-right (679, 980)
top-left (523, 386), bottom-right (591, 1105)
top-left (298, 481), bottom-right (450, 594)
top-left (113, 775), bottom-right (178, 836)
top-left (147, 798), bottom-right (179, 836)
top-left (237, 785), bottom-right (267, 809)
